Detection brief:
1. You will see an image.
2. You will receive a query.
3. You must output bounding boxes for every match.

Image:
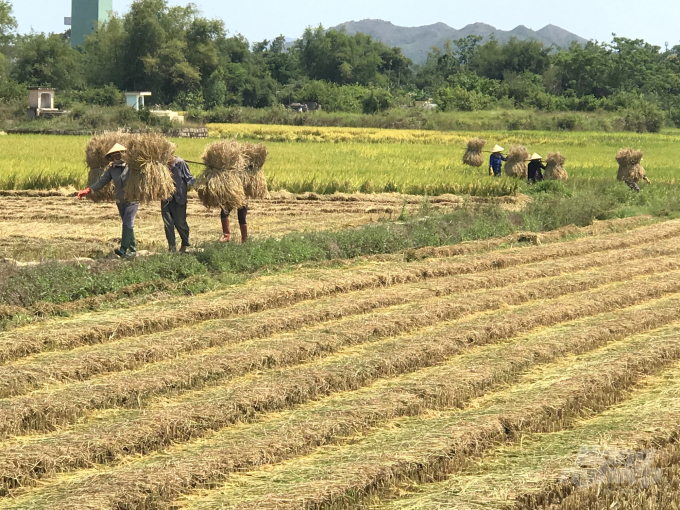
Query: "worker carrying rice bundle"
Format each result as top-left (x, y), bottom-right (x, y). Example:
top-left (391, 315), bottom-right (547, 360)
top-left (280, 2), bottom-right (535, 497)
top-left (527, 153), bottom-right (546, 184)
top-left (218, 142), bottom-right (270, 242)
top-left (616, 148), bottom-right (650, 192)
top-left (488, 145), bottom-right (506, 177)
top-left (162, 156), bottom-right (196, 253)
top-left (463, 138), bottom-right (486, 168)
top-left (84, 131), bottom-right (132, 202)
top-left (195, 140), bottom-right (250, 243)
top-left (77, 143), bottom-right (139, 259)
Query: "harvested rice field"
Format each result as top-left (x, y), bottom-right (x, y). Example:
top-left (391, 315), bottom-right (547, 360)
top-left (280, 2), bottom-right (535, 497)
top-left (0, 190), bottom-right (529, 262)
top-left (0, 217), bottom-right (680, 509)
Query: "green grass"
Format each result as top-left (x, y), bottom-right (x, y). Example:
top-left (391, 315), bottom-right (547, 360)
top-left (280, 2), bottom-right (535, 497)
top-left (3, 177), bottom-right (679, 311)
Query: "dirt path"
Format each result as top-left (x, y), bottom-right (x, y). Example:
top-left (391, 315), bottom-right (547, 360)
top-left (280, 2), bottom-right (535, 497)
top-left (0, 191), bottom-right (531, 261)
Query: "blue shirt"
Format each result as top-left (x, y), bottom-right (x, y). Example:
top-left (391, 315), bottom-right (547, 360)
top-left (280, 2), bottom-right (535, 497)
top-left (490, 154), bottom-right (506, 175)
top-left (167, 157), bottom-right (196, 205)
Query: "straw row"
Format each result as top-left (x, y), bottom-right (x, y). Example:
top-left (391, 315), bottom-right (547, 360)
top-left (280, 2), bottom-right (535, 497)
top-left (4, 239), bottom-right (680, 400)
top-left (374, 361), bottom-right (680, 510)
top-left (175, 326), bottom-right (680, 510)
top-left (2, 274), bottom-right (680, 497)
top-left (0, 260), bottom-right (677, 441)
top-left (0, 218), bottom-right (677, 367)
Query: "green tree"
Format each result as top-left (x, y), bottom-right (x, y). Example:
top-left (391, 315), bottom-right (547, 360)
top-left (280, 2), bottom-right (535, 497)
top-left (0, 0), bottom-right (16, 45)
top-left (12, 33), bottom-right (84, 89)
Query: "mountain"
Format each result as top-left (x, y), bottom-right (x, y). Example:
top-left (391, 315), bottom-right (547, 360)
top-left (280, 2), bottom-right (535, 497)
top-left (332, 19), bottom-right (588, 63)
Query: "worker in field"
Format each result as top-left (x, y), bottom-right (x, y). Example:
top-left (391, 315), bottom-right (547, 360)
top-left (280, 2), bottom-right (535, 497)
top-left (77, 144), bottom-right (139, 259)
top-left (489, 145), bottom-right (506, 177)
top-left (528, 153), bottom-right (546, 184)
top-left (162, 156), bottom-right (196, 253)
top-left (220, 206), bottom-right (248, 243)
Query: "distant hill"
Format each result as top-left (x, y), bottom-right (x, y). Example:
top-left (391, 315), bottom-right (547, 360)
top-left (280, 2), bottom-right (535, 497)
top-left (332, 20), bottom-right (588, 64)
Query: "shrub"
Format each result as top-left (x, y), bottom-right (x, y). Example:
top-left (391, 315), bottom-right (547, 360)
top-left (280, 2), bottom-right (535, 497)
top-left (362, 89), bottom-right (393, 114)
top-left (620, 100), bottom-right (665, 133)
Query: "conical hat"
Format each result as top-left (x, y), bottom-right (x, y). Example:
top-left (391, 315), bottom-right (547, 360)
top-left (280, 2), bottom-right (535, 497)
top-left (529, 153), bottom-right (543, 161)
top-left (106, 143), bottom-right (127, 156)
top-left (491, 145), bottom-right (504, 153)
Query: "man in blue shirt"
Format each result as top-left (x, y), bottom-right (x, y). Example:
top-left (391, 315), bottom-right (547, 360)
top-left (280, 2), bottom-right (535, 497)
top-left (489, 145), bottom-right (506, 177)
top-left (162, 157), bottom-right (196, 253)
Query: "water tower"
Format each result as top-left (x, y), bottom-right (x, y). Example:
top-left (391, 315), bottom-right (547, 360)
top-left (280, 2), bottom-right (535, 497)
top-left (66, 0), bottom-right (113, 47)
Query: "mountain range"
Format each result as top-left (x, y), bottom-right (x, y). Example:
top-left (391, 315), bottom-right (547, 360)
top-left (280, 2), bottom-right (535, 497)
top-left (332, 20), bottom-right (589, 64)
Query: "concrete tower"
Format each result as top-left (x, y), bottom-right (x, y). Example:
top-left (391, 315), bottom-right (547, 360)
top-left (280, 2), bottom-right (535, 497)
top-left (70, 0), bottom-right (113, 47)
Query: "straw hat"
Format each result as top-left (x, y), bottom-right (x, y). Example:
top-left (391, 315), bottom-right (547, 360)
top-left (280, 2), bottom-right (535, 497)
top-left (491, 145), bottom-right (504, 153)
top-left (529, 153), bottom-right (543, 161)
top-left (106, 143), bottom-right (127, 157)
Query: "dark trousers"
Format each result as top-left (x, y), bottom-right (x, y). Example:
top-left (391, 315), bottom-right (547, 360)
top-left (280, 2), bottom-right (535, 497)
top-left (221, 206), bottom-right (248, 225)
top-left (162, 200), bottom-right (190, 250)
top-left (116, 202), bottom-right (139, 229)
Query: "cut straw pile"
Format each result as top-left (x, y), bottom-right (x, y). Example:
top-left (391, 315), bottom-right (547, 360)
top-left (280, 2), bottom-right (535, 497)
top-left (616, 148), bottom-right (645, 182)
top-left (544, 152), bottom-right (568, 181)
top-left (85, 131), bottom-right (132, 202)
top-left (463, 138), bottom-right (486, 167)
top-left (241, 142), bottom-right (270, 199)
top-left (123, 133), bottom-right (177, 203)
top-left (504, 146), bottom-right (529, 178)
top-left (196, 140), bottom-right (248, 211)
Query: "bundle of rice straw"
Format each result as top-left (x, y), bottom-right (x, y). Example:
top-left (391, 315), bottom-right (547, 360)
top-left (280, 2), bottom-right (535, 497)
top-left (616, 148), bottom-right (645, 182)
top-left (504, 145), bottom-right (529, 178)
top-left (544, 152), bottom-right (568, 181)
top-left (241, 142), bottom-right (270, 199)
top-left (85, 131), bottom-right (131, 202)
top-left (462, 138), bottom-right (486, 167)
top-left (196, 140), bottom-right (247, 211)
top-left (123, 133), bottom-right (177, 203)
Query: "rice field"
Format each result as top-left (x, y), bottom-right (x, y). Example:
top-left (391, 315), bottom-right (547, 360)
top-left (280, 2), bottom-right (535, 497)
top-left (0, 217), bottom-right (680, 509)
top-left (1, 128), bottom-right (680, 194)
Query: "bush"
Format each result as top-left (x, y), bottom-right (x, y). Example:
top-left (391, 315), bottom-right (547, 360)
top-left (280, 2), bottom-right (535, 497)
top-left (620, 100), bottom-right (665, 133)
top-left (362, 89), bottom-right (393, 114)
top-left (434, 86), bottom-right (492, 111)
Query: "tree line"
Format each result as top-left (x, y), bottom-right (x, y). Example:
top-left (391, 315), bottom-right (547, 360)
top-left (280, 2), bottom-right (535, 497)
top-left (1, 0), bottom-right (679, 129)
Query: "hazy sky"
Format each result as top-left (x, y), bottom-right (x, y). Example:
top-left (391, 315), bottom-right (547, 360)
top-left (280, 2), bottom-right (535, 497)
top-left (10, 0), bottom-right (680, 48)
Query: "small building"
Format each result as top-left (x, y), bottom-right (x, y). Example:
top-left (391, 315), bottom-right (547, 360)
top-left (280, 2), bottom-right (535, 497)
top-left (27, 88), bottom-right (60, 119)
top-left (125, 92), bottom-right (152, 111)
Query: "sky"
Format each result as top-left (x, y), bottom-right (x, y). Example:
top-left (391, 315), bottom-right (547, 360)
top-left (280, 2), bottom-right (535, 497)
top-left (10, 0), bottom-right (680, 49)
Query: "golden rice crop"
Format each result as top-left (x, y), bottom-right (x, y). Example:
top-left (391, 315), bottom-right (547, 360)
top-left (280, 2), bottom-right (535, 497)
top-left (196, 166), bottom-right (247, 210)
top-left (505, 145), bottom-right (529, 178)
top-left (241, 142), bottom-right (269, 199)
top-left (123, 133), bottom-right (176, 202)
top-left (196, 140), bottom-right (248, 210)
top-left (545, 152), bottom-right (568, 181)
top-left (463, 137), bottom-right (486, 167)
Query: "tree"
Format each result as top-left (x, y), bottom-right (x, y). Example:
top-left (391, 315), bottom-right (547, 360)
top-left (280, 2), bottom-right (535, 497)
top-left (80, 17), bottom-right (127, 89)
top-left (0, 0), bottom-right (16, 45)
top-left (12, 33), bottom-right (84, 89)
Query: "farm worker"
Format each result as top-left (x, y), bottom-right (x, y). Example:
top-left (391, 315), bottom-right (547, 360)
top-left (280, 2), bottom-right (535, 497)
top-left (220, 206), bottom-right (248, 243)
top-left (489, 145), bottom-right (506, 177)
top-left (626, 157), bottom-right (651, 193)
top-left (77, 143), bottom-right (139, 259)
top-left (527, 153), bottom-right (546, 184)
top-left (162, 156), bottom-right (196, 253)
